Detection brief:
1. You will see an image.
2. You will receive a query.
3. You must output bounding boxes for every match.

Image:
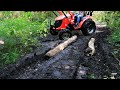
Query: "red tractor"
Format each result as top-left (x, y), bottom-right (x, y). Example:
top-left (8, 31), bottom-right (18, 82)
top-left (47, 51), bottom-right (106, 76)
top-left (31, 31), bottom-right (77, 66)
top-left (50, 11), bottom-right (96, 40)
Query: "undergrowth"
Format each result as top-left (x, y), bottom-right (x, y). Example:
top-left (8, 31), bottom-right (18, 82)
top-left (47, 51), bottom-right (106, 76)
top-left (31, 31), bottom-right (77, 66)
top-left (0, 11), bottom-right (52, 67)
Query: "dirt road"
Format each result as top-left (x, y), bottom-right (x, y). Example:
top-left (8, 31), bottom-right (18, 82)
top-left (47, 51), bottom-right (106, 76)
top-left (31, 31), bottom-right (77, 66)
top-left (0, 24), bottom-right (120, 79)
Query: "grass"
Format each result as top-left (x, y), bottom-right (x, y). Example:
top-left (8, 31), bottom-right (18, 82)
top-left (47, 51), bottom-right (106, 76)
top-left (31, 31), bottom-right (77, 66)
top-left (93, 11), bottom-right (120, 58)
top-left (107, 29), bottom-right (120, 58)
top-left (0, 11), bottom-right (50, 67)
top-left (106, 12), bottom-right (120, 58)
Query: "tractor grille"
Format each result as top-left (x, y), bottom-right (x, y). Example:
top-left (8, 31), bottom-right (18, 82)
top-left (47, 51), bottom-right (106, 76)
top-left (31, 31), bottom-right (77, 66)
top-left (54, 20), bottom-right (62, 28)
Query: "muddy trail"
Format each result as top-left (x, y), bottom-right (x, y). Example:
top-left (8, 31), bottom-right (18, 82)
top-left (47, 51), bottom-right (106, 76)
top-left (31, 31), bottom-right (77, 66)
top-left (0, 24), bottom-right (120, 79)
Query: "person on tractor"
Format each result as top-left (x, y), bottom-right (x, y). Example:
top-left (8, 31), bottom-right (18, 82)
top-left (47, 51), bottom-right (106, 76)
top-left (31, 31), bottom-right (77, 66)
top-left (74, 11), bottom-right (84, 27)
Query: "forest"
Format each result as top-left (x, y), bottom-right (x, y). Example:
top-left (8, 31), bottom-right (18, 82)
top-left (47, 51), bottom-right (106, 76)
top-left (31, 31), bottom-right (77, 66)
top-left (0, 11), bottom-right (120, 79)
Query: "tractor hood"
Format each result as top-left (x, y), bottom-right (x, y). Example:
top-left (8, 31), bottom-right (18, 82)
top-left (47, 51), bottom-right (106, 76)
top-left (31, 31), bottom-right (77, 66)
top-left (55, 14), bottom-right (71, 21)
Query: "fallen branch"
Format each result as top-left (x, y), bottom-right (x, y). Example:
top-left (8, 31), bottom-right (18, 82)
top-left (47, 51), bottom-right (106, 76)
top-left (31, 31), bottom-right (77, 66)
top-left (45, 35), bottom-right (77, 57)
top-left (85, 38), bottom-right (96, 56)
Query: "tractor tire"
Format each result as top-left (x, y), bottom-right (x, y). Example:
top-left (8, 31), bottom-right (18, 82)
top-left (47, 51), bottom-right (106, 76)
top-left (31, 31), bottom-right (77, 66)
top-left (59, 29), bottom-right (72, 40)
top-left (50, 25), bottom-right (58, 35)
top-left (81, 19), bottom-right (96, 36)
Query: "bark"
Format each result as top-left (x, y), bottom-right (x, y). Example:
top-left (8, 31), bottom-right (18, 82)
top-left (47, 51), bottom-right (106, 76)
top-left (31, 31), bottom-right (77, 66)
top-left (85, 38), bottom-right (96, 56)
top-left (45, 35), bottom-right (77, 57)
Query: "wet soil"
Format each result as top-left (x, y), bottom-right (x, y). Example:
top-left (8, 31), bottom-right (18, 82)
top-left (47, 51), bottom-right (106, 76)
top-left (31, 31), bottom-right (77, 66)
top-left (0, 24), bottom-right (120, 79)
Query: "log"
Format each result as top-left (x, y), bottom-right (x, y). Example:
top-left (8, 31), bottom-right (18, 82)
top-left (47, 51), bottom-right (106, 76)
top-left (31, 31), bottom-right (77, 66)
top-left (0, 40), bottom-right (4, 50)
top-left (85, 38), bottom-right (96, 56)
top-left (45, 35), bottom-right (77, 57)
top-left (0, 40), bottom-right (4, 45)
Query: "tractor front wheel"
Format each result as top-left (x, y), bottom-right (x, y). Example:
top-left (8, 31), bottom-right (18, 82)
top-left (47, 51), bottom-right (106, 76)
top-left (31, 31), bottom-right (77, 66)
top-left (50, 25), bottom-right (58, 35)
top-left (59, 29), bottom-right (72, 40)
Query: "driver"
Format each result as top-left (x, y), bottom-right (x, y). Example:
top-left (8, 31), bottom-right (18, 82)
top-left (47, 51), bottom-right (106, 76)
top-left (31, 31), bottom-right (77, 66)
top-left (74, 11), bottom-right (84, 27)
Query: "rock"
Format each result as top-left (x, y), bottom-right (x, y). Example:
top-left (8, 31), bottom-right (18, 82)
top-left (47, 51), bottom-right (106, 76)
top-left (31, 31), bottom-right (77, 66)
top-left (64, 65), bottom-right (70, 69)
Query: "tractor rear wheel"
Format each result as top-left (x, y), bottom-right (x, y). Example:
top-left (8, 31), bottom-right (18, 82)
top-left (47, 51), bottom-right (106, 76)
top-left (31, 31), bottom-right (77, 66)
top-left (81, 19), bottom-right (96, 36)
top-left (59, 29), bottom-right (72, 40)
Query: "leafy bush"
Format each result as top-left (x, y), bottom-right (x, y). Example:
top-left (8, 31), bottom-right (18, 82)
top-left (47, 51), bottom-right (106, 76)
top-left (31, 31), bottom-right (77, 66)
top-left (0, 11), bottom-right (51, 67)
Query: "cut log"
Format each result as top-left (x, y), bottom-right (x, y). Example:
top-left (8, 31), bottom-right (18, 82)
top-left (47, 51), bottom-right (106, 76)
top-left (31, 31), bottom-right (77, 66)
top-left (0, 40), bottom-right (4, 45)
top-left (45, 35), bottom-right (77, 57)
top-left (0, 40), bottom-right (4, 50)
top-left (85, 38), bottom-right (95, 56)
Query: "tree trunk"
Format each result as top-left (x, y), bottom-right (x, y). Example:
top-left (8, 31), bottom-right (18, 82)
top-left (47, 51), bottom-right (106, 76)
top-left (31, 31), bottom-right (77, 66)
top-left (45, 35), bottom-right (77, 57)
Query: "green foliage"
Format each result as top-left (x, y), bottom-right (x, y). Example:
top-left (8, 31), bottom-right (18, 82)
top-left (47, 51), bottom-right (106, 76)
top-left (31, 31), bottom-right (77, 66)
top-left (93, 11), bottom-right (120, 58)
top-left (92, 11), bottom-right (106, 23)
top-left (0, 11), bottom-right (52, 67)
top-left (0, 48), bottom-right (19, 66)
top-left (104, 11), bottom-right (120, 58)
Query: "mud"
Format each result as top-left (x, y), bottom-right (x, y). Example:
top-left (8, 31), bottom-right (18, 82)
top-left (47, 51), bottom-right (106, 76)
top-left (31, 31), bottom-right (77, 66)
top-left (0, 24), bottom-right (120, 79)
